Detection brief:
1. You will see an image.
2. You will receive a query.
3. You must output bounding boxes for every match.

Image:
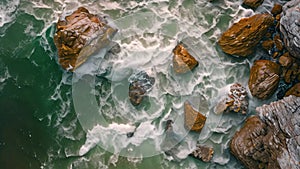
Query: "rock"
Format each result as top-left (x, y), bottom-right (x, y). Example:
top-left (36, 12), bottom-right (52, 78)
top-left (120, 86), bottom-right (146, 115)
top-left (285, 83), bottom-right (300, 97)
top-left (243, 0), bottom-right (264, 9)
top-left (231, 96), bottom-right (300, 169)
top-left (274, 34), bottom-right (284, 51)
top-left (54, 7), bottom-right (117, 71)
top-left (280, 0), bottom-right (300, 59)
top-left (215, 83), bottom-right (248, 115)
top-left (172, 43), bottom-right (198, 74)
top-left (248, 60), bottom-right (280, 99)
top-left (271, 4), bottom-right (283, 16)
top-left (128, 71), bottom-right (155, 106)
top-left (218, 14), bottom-right (274, 57)
top-left (279, 52), bottom-right (300, 83)
top-left (279, 52), bottom-right (293, 67)
top-left (262, 39), bottom-right (274, 51)
top-left (190, 145), bottom-right (214, 162)
top-left (184, 101), bottom-right (206, 132)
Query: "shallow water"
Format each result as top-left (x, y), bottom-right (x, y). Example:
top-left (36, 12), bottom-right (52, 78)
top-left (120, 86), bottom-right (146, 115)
top-left (0, 0), bottom-right (287, 168)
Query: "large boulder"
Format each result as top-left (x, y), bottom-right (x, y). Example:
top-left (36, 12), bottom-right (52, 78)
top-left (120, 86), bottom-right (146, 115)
top-left (230, 95), bottom-right (300, 169)
top-left (248, 60), bottom-right (280, 99)
top-left (172, 43), bottom-right (198, 74)
top-left (54, 7), bottom-right (117, 71)
top-left (218, 14), bottom-right (274, 57)
top-left (280, 0), bottom-right (300, 59)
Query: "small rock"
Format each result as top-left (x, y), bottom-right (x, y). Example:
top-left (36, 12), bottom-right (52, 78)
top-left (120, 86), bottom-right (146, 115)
top-left (184, 101), bottom-right (206, 132)
top-left (285, 83), bottom-right (300, 97)
top-left (271, 3), bottom-right (283, 16)
top-left (172, 43), bottom-right (198, 74)
top-left (190, 145), bottom-right (214, 162)
top-left (248, 60), bottom-right (280, 99)
top-left (218, 14), bottom-right (274, 57)
top-left (262, 39), bottom-right (274, 51)
top-left (128, 71), bottom-right (155, 106)
top-left (279, 52), bottom-right (293, 67)
top-left (274, 34), bottom-right (284, 51)
top-left (243, 0), bottom-right (264, 9)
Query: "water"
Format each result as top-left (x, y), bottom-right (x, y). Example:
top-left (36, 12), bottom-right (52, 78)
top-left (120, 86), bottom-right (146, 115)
top-left (0, 0), bottom-right (287, 168)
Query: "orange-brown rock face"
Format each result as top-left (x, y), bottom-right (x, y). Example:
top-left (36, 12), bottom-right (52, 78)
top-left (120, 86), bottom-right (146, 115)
top-left (243, 0), bottom-right (264, 9)
top-left (285, 83), bottom-right (300, 97)
top-left (248, 60), bottom-right (280, 99)
top-left (54, 7), bottom-right (117, 71)
top-left (184, 101), bottom-right (206, 132)
top-left (218, 14), bottom-right (274, 57)
top-left (172, 44), bottom-right (198, 74)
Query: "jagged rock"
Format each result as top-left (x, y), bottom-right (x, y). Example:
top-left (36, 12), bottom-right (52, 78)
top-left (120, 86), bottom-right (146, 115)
top-left (280, 0), bottom-right (300, 59)
top-left (190, 145), bottom-right (214, 162)
top-left (128, 71), bottom-right (155, 106)
top-left (271, 3), bottom-right (283, 16)
top-left (218, 14), bottom-right (274, 57)
top-left (285, 83), bottom-right (300, 97)
top-left (54, 7), bottom-right (117, 71)
top-left (248, 60), bottom-right (280, 99)
top-left (243, 0), bottom-right (264, 9)
top-left (279, 52), bottom-right (300, 83)
top-left (184, 101), bottom-right (206, 132)
top-left (215, 83), bottom-right (248, 115)
top-left (172, 43), bottom-right (198, 74)
top-left (274, 34), bottom-right (284, 51)
top-left (231, 96), bottom-right (300, 169)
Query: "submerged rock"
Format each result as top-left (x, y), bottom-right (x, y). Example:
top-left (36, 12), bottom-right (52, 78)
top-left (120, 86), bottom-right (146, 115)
top-left (172, 43), bottom-right (198, 74)
top-left (230, 96), bottom-right (300, 169)
top-left (128, 71), bottom-right (155, 106)
top-left (248, 60), bottom-right (280, 99)
top-left (190, 145), bottom-right (214, 162)
top-left (243, 0), bottom-right (264, 9)
top-left (215, 83), bottom-right (248, 115)
top-left (218, 14), bottom-right (274, 57)
top-left (184, 101), bottom-right (206, 132)
top-left (280, 0), bottom-right (300, 59)
top-left (54, 7), bottom-right (117, 71)
top-left (285, 83), bottom-right (300, 97)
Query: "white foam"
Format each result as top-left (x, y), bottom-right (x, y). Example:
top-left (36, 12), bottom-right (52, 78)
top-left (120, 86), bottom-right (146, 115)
top-left (0, 0), bottom-right (19, 27)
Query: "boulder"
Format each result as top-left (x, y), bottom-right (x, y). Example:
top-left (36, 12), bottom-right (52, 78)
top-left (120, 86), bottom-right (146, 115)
top-left (190, 145), bottom-right (214, 162)
top-left (184, 101), bottom-right (206, 132)
top-left (231, 96), bottom-right (300, 169)
top-left (271, 3), bottom-right (283, 16)
top-left (285, 83), bottom-right (300, 97)
top-left (54, 7), bottom-right (117, 71)
top-left (243, 0), bottom-right (264, 9)
top-left (215, 83), bottom-right (248, 115)
top-left (218, 14), bottom-right (274, 57)
top-left (280, 0), bottom-right (300, 59)
top-left (128, 71), bottom-right (155, 106)
top-left (248, 60), bottom-right (280, 99)
top-left (279, 52), bottom-right (300, 83)
top-left (172, 43), bottom-right (198, 74)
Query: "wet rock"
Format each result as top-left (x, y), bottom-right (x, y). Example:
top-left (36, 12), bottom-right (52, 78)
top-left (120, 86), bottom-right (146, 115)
top-left (190, 145), bottom-right (214, 162)
top-left (218, 14), bottom-right (274, 57)
top-left (215, 83), bottom-right (248, 115)
top-left (243, 0), bottom-right (264, 9)
top-left (231, 96), bottom-right (300, 169)
top-left (172, 43), bottom-right (198, 74)
top-left (279, 52), bottom-right (300, 83)
top-left (285, 83), bottom-right (300, 97)
top-left (248, 60), bottom-right (280, 99)
top-left (128, 71), bottom-right (155, 106)
top-left (54, 7), bottom-right (117, 71)
top-left (274, 34), bottom-right (284, 51)
top-left (261, 39), bottom-right (274, 51)
top-left (184, 101), bottom-right (206, 132)
top-left (271, 4), bottom-right (283, 16)
top-left (280, 0), bottom-right (300, 59)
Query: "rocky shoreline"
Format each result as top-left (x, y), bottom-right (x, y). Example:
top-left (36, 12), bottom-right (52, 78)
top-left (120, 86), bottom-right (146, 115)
top-left (53, 1), bottom-right (300, 168)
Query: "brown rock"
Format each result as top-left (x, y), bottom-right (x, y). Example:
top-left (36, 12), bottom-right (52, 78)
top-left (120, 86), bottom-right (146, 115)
top-left (173, 43), bottom-right (198, 74)
top-left (243, 0), bottom-right (264, 9)
top-left (285, 83), bottom-right (300, 97)
top-left (279, 52), bottom-right (293, 67)
top-left (261, 39), bottom-right (274, 51)
top-left (190, 145), bottom-right (214, 162)
top-left (231, 95), bottom-right (300, 169)
top-left (248, 60), bottom-right (280, 99)
top-left (54, 7), bottom-right (117, 71)
top-left (271, 3), bottom-right (283, 16)
top-left (184, 101), bottom-right (206, 132)
top-left (274, 34), bottom-right (284, 51)
top-left (218, 14), bottom-right (274, 57)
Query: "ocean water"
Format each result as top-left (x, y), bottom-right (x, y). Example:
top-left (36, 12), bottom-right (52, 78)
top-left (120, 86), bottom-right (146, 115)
top-left (0, 0), bottom-right (288, 169)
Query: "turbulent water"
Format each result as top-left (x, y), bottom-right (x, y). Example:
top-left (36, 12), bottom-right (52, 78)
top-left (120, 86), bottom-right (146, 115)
top-left (0, 0), bottom-right (288, 169)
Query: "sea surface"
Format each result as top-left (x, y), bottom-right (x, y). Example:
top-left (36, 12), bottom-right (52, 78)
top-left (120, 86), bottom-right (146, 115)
top-left (0, 0), bottom-right (287, 169)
